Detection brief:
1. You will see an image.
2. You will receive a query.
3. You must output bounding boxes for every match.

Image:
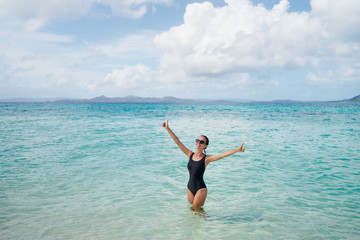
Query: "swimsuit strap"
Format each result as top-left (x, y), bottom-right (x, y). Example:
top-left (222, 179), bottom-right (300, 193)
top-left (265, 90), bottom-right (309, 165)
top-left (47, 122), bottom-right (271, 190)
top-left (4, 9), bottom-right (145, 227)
top-left (190, 153), bottom-right (206, 161)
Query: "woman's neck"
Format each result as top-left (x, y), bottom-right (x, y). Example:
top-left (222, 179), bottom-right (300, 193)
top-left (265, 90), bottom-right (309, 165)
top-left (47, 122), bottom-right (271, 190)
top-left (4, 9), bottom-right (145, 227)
top-left (194, 150), bottom-right (204, 157)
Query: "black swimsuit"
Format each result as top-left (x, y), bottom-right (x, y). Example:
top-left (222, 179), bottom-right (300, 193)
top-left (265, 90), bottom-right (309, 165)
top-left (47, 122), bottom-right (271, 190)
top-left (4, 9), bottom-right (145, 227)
top-left (187, 153), bottom-right (207, 196)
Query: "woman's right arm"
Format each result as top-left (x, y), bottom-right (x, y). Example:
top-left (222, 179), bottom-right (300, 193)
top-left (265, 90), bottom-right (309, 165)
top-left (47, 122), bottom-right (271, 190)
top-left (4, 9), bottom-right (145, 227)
top-left (162, 120), bottom-right (192, 157)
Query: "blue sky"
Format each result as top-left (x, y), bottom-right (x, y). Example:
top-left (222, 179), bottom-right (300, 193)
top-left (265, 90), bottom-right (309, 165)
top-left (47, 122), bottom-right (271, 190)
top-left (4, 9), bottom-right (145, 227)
top-left (0, 0), bottom-right (359, 101)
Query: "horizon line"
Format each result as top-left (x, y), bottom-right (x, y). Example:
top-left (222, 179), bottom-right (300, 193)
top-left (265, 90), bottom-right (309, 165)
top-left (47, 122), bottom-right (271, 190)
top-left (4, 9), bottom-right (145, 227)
top-left (0, 94), bottom-right (359, 103)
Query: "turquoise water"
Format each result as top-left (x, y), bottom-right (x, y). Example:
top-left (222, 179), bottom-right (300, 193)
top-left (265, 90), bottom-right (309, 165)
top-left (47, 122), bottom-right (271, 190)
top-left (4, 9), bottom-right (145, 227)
top-left (1, 102), bottom-right (359, 239)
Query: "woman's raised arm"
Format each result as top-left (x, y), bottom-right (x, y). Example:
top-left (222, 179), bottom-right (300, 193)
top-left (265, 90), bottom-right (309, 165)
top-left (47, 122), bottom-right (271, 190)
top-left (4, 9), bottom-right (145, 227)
top-left (162, 120), bottom-right (192, 157)
top-left (205, 143), bottom-right (245, 167)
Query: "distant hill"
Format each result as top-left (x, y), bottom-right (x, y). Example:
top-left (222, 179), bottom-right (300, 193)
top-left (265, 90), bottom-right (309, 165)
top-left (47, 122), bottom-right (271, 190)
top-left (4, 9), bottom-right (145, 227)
top-left (1, 94), bottom-right (359, 104)
top-left (343, 94), bottom-right (360, 102)
top-left (53, 95), bottom-right (215, 104)
top-left (0, 95), bottom-right (247, 104)
top-left (53, 95), bottom-right (360, 104)
top-left (52, 95), bottom-right (253, 104)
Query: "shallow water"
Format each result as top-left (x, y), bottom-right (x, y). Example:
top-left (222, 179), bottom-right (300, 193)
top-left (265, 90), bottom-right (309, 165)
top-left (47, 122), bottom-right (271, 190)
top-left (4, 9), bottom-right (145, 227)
top-left (1, 102), bottom-right (359, 239)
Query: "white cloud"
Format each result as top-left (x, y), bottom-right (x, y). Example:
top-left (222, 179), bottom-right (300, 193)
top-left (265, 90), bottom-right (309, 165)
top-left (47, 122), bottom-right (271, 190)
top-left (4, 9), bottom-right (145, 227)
top-left (1, 0), bottom-right (359, 100)
top-left (93, 32), bottom-right (157, 58)
top-left (310, 0), bottom-right (360, 42)
top-left (99, 64), bottom-right (177, 97)
top-left (94, 0), bottom-right (360, 98)
top-left (97, 63), bottom-right (252, 98)
top-left (155, 0), bottom-right (319, 75)
top-left (0, 26), bottom-right (161, 98)
top-left (0, 41), bottom-right (102, 98)
top-left (154, 0), bottom-right (360, 87)
top-left (104, 64), bottom-right (156, 88)
top-left (306, 64), bottom-right (360, 85)
top-left (0, 0), bottom-right (172, 31)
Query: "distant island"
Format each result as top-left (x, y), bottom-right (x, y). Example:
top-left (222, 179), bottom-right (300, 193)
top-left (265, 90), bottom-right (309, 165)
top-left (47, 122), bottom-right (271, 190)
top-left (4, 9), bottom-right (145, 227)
top-left (342, 94), bottom-right (360, 102)
top-left (54, 95), bottom-right (202, 104)
top-left (0, 95), bottom-right (250, 104)
top-left (0, 94), bottom-right (359, 104)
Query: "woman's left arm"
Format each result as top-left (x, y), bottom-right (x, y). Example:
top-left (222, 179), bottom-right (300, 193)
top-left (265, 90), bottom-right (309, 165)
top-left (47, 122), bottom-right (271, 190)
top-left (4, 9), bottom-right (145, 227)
top-left (205, 143), bottom-right (245, 166)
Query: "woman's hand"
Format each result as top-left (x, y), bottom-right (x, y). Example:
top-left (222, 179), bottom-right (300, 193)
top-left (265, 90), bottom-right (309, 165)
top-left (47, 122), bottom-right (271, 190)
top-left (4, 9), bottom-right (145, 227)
top-left (162, 120), bottom-right (169, 129)
top-left (238, 143), bottom-right (245, 152)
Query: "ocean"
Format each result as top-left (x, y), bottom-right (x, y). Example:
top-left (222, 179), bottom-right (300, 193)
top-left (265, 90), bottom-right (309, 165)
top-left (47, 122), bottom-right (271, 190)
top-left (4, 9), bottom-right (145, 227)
top-left (1, 102), bottom-right (359, 239)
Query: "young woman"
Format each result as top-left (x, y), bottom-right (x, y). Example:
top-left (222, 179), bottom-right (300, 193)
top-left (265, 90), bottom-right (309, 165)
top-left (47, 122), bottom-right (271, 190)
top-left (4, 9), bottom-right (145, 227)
top-left (162, 120), bottom-right (245, 210)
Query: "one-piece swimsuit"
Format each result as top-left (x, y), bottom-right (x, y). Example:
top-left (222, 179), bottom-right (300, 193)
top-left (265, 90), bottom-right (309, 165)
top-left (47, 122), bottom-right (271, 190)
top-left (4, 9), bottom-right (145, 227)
top-left (187, 153), bottom-right (207, 196)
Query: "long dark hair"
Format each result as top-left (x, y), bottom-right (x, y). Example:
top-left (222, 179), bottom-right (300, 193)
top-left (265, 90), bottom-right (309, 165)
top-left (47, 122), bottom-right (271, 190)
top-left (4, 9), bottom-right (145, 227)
top-left (201, 135), bottom-right (209, 154)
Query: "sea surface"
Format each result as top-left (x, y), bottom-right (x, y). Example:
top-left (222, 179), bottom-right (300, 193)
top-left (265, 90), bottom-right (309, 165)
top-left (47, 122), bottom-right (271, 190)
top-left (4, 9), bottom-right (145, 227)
top-left (1, 102), bottom-right (359, 239)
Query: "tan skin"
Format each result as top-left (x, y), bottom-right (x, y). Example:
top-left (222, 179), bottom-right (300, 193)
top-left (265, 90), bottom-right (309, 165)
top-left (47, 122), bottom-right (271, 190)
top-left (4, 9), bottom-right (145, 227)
top-left (162, 120), bottom-right (245, 210)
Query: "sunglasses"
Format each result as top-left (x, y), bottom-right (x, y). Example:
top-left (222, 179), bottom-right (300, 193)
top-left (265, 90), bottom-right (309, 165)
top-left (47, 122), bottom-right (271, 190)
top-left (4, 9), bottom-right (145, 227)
top-left (195, 139), bottom-right (206, 144)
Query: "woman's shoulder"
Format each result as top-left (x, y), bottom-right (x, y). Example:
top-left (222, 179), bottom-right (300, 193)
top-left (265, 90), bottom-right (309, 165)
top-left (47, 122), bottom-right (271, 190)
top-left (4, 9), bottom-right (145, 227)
top-left (204, 155), bottom-right (214, 163)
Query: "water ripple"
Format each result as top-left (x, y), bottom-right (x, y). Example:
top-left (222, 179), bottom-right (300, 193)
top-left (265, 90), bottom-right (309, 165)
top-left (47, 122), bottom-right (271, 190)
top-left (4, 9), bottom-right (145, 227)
top-left (1, 102), bottom-right (359, 239)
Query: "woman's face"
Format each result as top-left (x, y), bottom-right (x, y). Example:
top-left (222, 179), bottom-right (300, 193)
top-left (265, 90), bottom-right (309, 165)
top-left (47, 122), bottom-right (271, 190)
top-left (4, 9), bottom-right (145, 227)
top-left (195, 136), bottom-right (207, 150)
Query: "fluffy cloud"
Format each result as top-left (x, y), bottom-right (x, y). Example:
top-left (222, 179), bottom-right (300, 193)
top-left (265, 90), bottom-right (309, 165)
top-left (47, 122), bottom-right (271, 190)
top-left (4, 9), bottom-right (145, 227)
top-left (311, 0), bottom-right (360, 42)
top-left (1, 0), bottom-right (359, 99)
top-left (0, 0), bottom-right (172, 31)
top-left (0, 43), bottom-right (95, 96)
top-left (95, 0), bottom-right (360, 98)
top-left (100, 64), bottom-right (182, 97)
top-left (154, 0), bottom-right (360, 84)
top-left (99, 63), bottom-right (252, 98)
top-left (104, 64), bottom-right (156, 88)
top-left (0, 25), bottom-right (161, 98)
top-left (306, 64), bottom-right (360, 85)
top-left (91, 32), bottom-right (157, 59)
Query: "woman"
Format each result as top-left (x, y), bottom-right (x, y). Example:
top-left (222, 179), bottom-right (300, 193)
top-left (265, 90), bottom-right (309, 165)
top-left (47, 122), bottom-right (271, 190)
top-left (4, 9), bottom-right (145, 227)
top-left (162, 120), bottom-right (245, 210)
